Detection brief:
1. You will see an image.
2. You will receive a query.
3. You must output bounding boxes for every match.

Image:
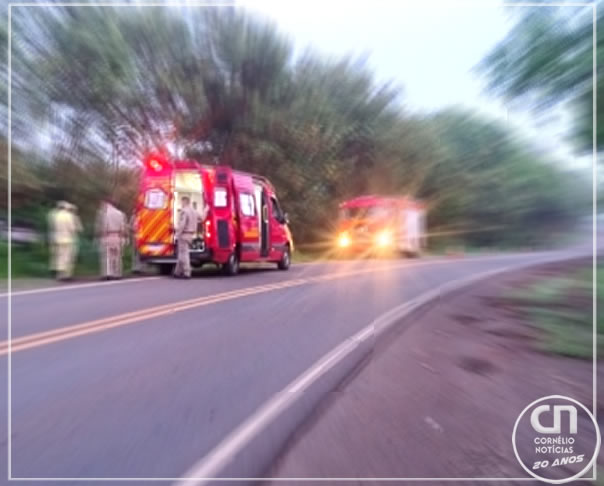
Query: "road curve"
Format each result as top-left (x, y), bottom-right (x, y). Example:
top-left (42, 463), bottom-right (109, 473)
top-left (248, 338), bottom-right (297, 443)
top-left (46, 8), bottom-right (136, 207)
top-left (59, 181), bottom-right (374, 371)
top-left (0, 250), bottom-right (592, 484)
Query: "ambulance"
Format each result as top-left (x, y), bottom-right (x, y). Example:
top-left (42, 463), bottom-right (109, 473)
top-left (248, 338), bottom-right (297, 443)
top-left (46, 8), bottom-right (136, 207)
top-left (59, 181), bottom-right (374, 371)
top-left (134, 153), bottom-right (293, 275)
top-left (336, 195), bottom-right (427, 256)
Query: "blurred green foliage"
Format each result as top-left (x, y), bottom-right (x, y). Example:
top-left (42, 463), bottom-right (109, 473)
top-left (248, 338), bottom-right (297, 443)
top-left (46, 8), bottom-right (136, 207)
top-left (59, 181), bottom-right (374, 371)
top-left (0, 5), bottom-right (591, 273)
top-left (0, 239), bottom-right (137, 279)
top-left (505, 264), bottom-right (603, 359)
top-left (479, 4), bottom-right (603, 153)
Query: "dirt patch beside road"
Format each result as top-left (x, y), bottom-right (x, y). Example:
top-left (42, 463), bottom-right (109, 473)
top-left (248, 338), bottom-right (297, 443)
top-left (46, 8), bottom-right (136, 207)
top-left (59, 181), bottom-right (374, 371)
top-left (267, 259), bottom-right (602, 484)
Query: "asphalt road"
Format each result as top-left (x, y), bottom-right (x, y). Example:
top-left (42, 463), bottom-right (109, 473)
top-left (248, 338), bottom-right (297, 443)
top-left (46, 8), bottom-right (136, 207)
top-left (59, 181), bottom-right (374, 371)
top-left (0, 246), bottom-right (595, 484)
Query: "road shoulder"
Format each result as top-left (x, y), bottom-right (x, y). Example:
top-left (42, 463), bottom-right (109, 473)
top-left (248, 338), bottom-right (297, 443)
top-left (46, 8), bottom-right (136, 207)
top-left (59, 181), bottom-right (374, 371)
top-left (267, 259), bottom-right (600, 482)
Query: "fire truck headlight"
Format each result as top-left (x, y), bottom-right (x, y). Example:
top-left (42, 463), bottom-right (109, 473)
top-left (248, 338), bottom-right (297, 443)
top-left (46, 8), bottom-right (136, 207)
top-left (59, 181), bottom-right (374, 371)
top-left (376, 230), bottom-right (392, 247)
top-left (337, 232), bottom-right (351, 248)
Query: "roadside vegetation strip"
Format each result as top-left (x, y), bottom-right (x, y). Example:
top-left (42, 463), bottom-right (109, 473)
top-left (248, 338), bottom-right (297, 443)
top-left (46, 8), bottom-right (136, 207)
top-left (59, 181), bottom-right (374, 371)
top-left (501, 261), bottom-right (600, 359)
top-left (1, 259), bottom-right (466, 356)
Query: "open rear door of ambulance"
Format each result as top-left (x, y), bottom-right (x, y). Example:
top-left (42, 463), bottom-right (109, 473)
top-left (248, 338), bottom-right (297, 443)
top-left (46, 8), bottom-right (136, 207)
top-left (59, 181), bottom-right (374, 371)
top-left (233, 172), bottom-right (261, 261)
top-left (172, 170), bottom-right (204, 251)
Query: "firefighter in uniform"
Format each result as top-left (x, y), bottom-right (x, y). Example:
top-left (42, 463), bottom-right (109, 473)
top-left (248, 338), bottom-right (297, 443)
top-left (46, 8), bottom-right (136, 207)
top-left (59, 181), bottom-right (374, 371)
top-left (129, 213), bottom-right (143, 274)
top-left (67, 203), bottom-right (83, 274)
top-left (174, 196), bottom-right (197, 279)
top-left (50, 201), bottom-right (82, 281)
top-left (47, 202), bottom-right (61, 277)
top-left (68, 203), bottom-right (83, 234)
top-left (95, 198), bottom-right (127, 279)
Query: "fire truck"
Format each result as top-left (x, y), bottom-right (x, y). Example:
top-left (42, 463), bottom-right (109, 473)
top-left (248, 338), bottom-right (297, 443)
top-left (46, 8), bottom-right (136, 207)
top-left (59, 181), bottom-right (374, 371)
top-left (134, 154), bottom-right (293, 275)
top-left (336, 195), bottom-right (427, 256)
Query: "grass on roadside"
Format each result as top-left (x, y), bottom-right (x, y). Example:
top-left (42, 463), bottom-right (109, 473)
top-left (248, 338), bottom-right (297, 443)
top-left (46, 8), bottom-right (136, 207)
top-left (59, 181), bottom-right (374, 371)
top-left (0, 240), bottom-right (138, 279)
top-left (504, 265), bottom-right (603, 359)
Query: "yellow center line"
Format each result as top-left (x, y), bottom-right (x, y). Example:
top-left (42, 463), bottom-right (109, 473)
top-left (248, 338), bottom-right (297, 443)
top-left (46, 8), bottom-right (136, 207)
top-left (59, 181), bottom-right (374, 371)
top-left (3, 260), bottom-right (452, 356)
top-left (4, 281), bottom-right (304, 349)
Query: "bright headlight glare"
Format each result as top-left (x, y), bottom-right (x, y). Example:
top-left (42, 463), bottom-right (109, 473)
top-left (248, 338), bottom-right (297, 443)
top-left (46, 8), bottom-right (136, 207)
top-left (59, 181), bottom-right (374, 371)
top-left (376, 230), bottom-right (392, 247)
top-left (338, 232), bottom-right (351, 248)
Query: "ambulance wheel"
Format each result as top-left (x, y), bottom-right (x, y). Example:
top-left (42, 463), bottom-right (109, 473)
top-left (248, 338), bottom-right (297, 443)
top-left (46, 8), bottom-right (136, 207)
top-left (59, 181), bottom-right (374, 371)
top-left (222, 252), bottom-right (240, 276)
top-left (277, 246), bottom-right (291, 270)
top-left (159, 263), bottom-right (175, 275)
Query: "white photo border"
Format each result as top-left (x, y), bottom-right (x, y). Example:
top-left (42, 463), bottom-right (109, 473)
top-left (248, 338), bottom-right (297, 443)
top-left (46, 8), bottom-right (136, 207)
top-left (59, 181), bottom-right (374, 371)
top-left (6, 0), bottom-right (598, 482)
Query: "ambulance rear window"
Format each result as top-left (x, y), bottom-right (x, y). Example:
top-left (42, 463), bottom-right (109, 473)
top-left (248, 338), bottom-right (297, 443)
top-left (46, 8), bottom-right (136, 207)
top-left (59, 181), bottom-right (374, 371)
top-left (145, 189), bottom-right (167, 209)
top-left (239, 193), bottom-right (255, 216)
top-left (214, 187), bottom-right (228, 208)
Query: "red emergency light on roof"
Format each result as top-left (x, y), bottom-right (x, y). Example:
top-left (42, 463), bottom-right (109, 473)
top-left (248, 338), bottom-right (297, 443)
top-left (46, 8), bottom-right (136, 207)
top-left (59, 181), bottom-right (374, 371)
top-left (149, 158), bottom-right (162, 171)
top-left (145, 153), bottom-right (170, 173)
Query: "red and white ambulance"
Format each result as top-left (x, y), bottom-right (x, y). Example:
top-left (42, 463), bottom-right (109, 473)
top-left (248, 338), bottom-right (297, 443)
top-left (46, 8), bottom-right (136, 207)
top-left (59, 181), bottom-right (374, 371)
top-left (134, 153), bottom-right (293, 275)
top-left (335, 195), bottom-right (427, 256)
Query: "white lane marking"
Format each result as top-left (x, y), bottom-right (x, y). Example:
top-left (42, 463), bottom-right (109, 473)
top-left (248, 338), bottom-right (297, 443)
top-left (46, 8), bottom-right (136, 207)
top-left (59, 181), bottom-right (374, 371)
top-left (287, 339), bottom-right (357, 395)
top-left (0, 255), bottom-right (482, 298)
top-left (0, 259), bottom-right (412, 298)
top-left (2, 254), bottom-right (536, 355)
top-left (1, 251), bottom-right (548, 299)
top-left (0, 276), bottom-right (162, 298)
top-left (173, 260), bottom-right (549, 484)
top-left (424, 416), bottom-right (444, 433)
top-left (352, 325), bottom-right (375, 343)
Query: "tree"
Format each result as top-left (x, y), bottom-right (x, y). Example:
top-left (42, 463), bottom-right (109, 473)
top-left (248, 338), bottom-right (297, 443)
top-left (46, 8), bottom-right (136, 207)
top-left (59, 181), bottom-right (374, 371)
top-left (3, 5), bottom-right (586, 248)
top-left (478, 4), bottom-right (603, 153)
top-left (418, 110), bottom-right (585, 246)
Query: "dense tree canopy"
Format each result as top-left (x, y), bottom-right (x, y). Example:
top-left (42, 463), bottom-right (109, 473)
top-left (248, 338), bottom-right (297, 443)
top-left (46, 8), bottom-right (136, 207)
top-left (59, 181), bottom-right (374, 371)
top-left (1, 5), bottom-right (588, 248)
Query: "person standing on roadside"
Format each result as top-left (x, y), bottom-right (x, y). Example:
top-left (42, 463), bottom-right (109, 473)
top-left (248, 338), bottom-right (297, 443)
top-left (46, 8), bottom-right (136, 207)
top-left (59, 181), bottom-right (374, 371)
top-left (95, 198), bottom-right (127, 280)
top-left (173, 196), bottom-right (197, 279)
top-left (67, 203), bottom-right (83, 275)
top-left (51, 201), bottom-right (81, 281)
top-left (129, 212), bottom-right (143, 274)
top-left (47, 202), bottom-right (61, 278)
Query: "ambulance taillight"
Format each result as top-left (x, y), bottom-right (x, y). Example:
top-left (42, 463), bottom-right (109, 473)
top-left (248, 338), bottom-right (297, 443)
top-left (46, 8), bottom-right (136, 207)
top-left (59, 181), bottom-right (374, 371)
top-left (205, 219), bottom-right (212, 239)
